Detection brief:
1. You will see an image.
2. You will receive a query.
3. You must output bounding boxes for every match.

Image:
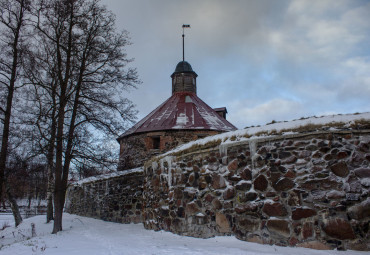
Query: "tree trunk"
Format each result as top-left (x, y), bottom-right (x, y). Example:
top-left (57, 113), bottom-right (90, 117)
top-left (0, 187), bottom-right (5, 209)
top-left (0, 0), bottom-right (27, 226)
top-left (52, 103), bottom-right (66, 233)
top-left (52, 194), bottom-right (62, 233)
top-left (52, 184), bottom-right (66, 233)
top-left (53, 64), bottom-right (83, 233)
top-left (28, 194), bottom-right (31, 209)
top-left (52, 85), bottom-right (67, 233)
top-left (6, 182), bottom-right (22, 227)
top-left (46, 81), bottom-right (57, 223)
top-left (46, 180), bottom-right (54, 223)
top-left (51, 0), bottom-right (75, 234)
top-left (0, 66), bottom-right (16, 214)
top-left (46, 124), bottom-right (56, 223)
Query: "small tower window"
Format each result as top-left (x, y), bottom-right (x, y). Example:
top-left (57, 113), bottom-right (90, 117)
top-left (152, 137), bottom-right (160, 150)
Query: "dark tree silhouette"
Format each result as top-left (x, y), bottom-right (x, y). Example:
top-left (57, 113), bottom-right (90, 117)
top-left (32, 0), bottom-right (139, 233)
top-left (0, 0), bottom-right (32, 227)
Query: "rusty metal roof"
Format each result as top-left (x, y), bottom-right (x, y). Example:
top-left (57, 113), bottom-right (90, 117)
top-left (118, 92), bottom-right (237, 139)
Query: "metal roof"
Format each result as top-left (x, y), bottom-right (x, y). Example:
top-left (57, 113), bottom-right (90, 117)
top-left (213, 107), bottom-right (228, 113)
top-left (175, 61), bottom-right (194, 72)
top-left (118, 92), bottom-right (237, 139)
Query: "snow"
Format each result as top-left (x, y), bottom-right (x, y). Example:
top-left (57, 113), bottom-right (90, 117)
top-left (174, 113), bottom-right (189, 128)
top-left (160, 156), bottom-right (174, 187)
top-left (164, 112), bottom-right (370, 156)
top-left (184, 187), bottom-right (198, 193)
top-left (14, 199), bottom-right (47, 207)
top-left (73, 167), bottom-right (143, 186)
top-left (0, 214), bottom-right (13, 230)
top-left (360, 178), bottom-right (370, 187)
top-left (0, 214), bottom-right (367, 255)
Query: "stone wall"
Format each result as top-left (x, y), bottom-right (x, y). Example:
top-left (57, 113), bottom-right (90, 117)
top-left (65, 169), bottom-right (144, 224)
top-left (143, 130), bottom-right (370, 250)
top-left (117, 130), bottom-right (220, 171)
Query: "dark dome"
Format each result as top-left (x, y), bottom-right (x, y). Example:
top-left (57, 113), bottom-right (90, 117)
top-left (171, 61), bottom-right (198, 78)
top-left (174, 61), bottom-right (194, 73)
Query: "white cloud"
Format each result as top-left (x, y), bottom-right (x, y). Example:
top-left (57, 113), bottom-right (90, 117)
top-left (269, 0), bottom-right (370, 64)
top-left (287, 0), bottom-right (349, 15)
top-left (336, 57), bottom-right (370, 102)
top-left (228, 99), bottom-right (305, 128)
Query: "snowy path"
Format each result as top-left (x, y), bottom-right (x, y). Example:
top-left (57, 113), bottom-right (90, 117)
top-left (0, 214), bottom-right (367, 255)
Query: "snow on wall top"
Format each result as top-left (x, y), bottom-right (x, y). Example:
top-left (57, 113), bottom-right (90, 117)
top-left (163, 112), bottom-right (370, 156)
top-left (117, 92), bottom-right (237, 139)
top-left (72, 167), bottom-right (143, 186)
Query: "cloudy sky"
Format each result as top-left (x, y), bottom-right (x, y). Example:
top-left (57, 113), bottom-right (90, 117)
top-left (101, 0), bottom-right (370, 129)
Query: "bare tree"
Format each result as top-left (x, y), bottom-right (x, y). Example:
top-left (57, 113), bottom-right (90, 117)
top-left (33, 0), bottom-right (139, 233)
top-left (22, 35), bottom-right (59, 223)
top-left (0, 0), bottom-right (32, 227)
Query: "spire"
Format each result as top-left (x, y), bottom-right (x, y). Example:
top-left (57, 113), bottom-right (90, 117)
top-left (171, 25), bottom-right (197, 95)
top-left (182, 24), bottom-right (190, 61)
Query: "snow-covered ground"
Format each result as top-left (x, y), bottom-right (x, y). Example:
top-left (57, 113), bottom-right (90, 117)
top-left (0, 214), bottom-right (368, 255)
top-left (0, 214), bottom-right (13, 231)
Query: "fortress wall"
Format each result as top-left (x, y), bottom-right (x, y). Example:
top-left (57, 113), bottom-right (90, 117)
top-left (65, 169), bottom-right (144, 224)
top-left (143, 130), bottom-right (370, 251)
top-left (66, 129), bottom-right (370, 251)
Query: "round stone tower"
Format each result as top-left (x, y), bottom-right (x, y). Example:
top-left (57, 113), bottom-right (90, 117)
top-left (117, 60), bottom-right (237, 171)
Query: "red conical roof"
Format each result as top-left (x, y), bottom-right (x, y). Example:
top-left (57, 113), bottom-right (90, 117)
top-left (118, 92), bottom-right (237, 139)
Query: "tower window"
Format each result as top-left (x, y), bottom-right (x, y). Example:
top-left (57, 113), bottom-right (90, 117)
top-left (152, 137), bottom-right (160, 150)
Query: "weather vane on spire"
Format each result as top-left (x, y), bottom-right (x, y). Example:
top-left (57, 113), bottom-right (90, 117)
top-left (182, 24), bottom-right (190, 61)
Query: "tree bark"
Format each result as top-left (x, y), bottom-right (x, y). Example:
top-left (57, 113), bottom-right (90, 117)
top-left (52, 89), bottom-right (67, 233)
top-left (46, 167), bottom-right (54, 223)
top-left (46, 90), bottom-right (57, 223)
top-left (52, 185), bottom-right (65, 233)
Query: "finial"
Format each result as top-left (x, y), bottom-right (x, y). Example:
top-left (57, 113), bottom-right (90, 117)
top-left (182, 24), bottom-right (190, 61)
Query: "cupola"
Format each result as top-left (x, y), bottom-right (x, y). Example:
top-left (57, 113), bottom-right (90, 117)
top-left (171, 61), bottom-right (198, 94)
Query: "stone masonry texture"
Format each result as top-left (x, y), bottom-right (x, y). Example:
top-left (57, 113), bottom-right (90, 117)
top-left (66, 171), bottom-right (144, 224)
top-left (143, 130), bottom-right (370, 251)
